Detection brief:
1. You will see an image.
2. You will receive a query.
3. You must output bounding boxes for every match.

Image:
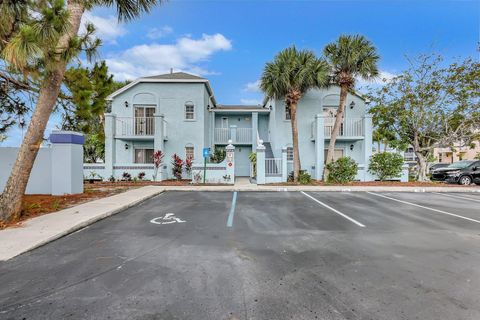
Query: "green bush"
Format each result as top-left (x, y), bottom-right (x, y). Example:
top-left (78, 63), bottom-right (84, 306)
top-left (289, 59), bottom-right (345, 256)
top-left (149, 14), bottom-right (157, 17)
top-left (368, 152), bottom-right (404, 181)
top-left (299, 171), bottom-right (312, 184)
top-left (475, 152), bottom-right (480, 160)
top-left (326, 157), bottom-right (358, 183)
top-left (210, 147), bottom-right (226, 163)
top-left (248, 152), bottom-right (257, 177)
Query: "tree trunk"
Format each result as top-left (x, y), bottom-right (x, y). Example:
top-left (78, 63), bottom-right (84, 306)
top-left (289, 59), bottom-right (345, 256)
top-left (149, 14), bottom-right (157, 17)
top-left (415, 151), bottom-right (429, 182)
top-left (290, 102), bottom-right (301, 182)
top-left (324, 84), bottom-right (348, 180)
top-left (0, 2), bottom-right (85, 223)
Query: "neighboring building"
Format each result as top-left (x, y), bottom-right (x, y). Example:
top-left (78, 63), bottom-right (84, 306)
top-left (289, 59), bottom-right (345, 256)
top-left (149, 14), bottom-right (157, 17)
top-left (433, 141), bottom-right (480, 164)
top-left (96, 71), bottom-right (374, 181)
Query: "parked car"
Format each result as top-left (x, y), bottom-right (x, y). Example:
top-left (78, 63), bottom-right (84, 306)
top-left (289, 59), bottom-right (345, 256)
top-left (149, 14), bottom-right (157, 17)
top-left (431, 160), bottom-right (480, 185)
top-left (428, 163), bottom-right (449, 174)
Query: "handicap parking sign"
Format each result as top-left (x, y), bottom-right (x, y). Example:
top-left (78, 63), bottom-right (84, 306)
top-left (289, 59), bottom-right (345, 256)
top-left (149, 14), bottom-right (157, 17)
top-left (203, 147), bottom-right (210, 158)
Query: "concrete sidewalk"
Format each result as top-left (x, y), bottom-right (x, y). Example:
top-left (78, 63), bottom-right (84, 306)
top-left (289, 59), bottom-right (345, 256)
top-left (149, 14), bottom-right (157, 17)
top-left (1, 184), bottom-right (479, 261)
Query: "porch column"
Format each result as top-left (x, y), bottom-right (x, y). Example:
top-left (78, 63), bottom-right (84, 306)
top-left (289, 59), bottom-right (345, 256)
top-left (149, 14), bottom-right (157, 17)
top-left (252, 112), bottom-right (258, 151)
top-left (154, 113), bottom-right (165, 152)
top-left (104, 113), bottom-right (116, 179)
top-left (315, 115), bottom-right (325, 180)
top-left (256, 140), bottom-right (266, 184)
top-left (363, 115), bottom-right (373, 181)
top-left (281, 147), bottom-right (288, 182)
top-left (225, 141), bottom-right (235, 185)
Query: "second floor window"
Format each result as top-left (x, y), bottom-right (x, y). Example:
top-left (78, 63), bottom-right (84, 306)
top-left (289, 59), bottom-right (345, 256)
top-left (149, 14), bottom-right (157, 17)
top-left (135, 149), bottom-right (154, 164)
top-left (185, 101), bottom-right (195, 120)
top-left (285, 104), bottom-right (291, 120)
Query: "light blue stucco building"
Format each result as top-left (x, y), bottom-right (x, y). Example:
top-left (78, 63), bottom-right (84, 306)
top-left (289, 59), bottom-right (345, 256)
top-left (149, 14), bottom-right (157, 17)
top-left (99, 71), bottom-right (373, 182)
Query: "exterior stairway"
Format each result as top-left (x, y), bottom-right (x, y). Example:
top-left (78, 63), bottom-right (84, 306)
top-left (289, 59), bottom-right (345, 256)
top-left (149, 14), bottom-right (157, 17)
top-left (263, 142), bottom-right (275, 158)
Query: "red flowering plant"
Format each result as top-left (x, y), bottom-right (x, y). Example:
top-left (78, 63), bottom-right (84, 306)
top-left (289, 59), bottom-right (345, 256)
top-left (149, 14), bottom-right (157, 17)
top-left (171, 153), bottom-right (184, 180)
top-left (185, 156), bottom-right (194, 175)
top-left (152, 150), bottom-right (164, 181)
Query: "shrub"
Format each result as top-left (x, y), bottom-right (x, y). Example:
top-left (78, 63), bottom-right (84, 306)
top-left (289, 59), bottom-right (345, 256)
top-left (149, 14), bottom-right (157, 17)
top-left (248, 152), bottom-right (256, 177)
top-left (210, 147), bottom-right (226, 163)
top-left (326, 157), bottom-right (358, 183)
top-left (368, 152), bottom-right (404, 181)
top-left (185, 156), bottom-right (193, 174)
top-left (475, 153), bottom-right (480, 160)
top-left (121, 172), bottom-right (132, 181)
top-left (299, 171), bottom-right (312, 184)
top-left (171, 154), bottom-right (184, 180)
top-left (137, 172), bottom-right (146, 180)
top-left (152, 150), bottom-right (164, 181)
top-left (108, 175), bottom-right (116, 182)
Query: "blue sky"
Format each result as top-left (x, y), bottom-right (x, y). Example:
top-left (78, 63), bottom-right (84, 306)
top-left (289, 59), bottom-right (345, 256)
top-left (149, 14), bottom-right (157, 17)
top-left (2, 0), bottom-right (479, 146)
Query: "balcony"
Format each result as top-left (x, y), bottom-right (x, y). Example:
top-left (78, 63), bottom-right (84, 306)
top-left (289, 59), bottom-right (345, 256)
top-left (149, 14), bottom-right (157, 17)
top-left (214, 127), bottom-right (252, 144)
top-left (115, 117), bottom-right (168, 140)
top-left (311, 117), bottom-right (364, 140)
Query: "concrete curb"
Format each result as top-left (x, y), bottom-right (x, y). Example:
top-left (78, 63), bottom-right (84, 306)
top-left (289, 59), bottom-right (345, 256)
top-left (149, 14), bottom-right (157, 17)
top-left (0, 186), bottom-right (165, 261)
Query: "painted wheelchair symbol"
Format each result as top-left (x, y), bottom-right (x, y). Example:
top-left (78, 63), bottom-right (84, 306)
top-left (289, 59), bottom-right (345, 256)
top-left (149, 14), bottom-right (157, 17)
top-left (150, 213), bottom-right (186, 225)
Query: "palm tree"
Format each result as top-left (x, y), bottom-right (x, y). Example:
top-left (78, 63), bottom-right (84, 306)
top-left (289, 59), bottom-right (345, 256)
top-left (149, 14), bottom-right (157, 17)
top-left (323, 35), bottom-right (379, 179)
top-left (0, 0), bottom-right (163, 223)
top-left (260, 46), bottom-right (329, 182)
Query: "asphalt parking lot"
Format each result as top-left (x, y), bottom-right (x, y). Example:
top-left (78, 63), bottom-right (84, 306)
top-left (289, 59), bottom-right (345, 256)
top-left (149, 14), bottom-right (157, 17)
top-left (1, 191), bottom-right (480, 320)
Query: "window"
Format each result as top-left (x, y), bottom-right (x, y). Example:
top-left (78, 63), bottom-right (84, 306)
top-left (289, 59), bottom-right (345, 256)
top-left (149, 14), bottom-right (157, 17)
top-left (324, 149), bottom-right (344, 163)
top-left (134, 149), bottom-right (154, 163)
top-left (285, 104), bottom-right (291, 120)
top-left (185, 101), bottom-right (195, 120)
top-left (185, 145), bottom-right (194, 159)
top-left (287, 147), bottom-right (294, 161)
top-left (134, 106), bottom-right (155, 135)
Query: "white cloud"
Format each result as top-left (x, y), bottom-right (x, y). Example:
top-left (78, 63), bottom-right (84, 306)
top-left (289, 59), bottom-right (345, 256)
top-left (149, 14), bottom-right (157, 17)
top-left (356, 70), bottom-right (397, 93)
top-left (80, 12), bottom-right (127, 44)
top-left (243, 80), bottom-right (261, 92)
top-left (106, 33), bottom-right (232, 80)
top-left (146, 26), bottom-right (173, 39)
top-left (240, 98), bottom-right (262, 105)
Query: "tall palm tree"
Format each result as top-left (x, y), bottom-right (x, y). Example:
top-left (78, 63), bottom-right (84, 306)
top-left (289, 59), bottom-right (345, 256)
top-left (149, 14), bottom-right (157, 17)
top-left (260, 46), bottom-right (329, 182)
top-left (323, 35), bottom-right (379, 179)
top-left (0, 0), bottom-right (163, 223)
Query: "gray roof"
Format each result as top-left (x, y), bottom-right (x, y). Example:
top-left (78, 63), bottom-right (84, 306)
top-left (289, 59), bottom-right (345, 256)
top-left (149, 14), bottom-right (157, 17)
top-left (142, 72), bottom-right (206, 80)
top-left (216, 104), bottom-right (267, 110)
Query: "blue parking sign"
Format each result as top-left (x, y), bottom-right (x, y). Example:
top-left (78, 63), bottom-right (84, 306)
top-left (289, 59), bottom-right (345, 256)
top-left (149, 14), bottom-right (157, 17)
top-left (203, 147), bottom-right (210, 158)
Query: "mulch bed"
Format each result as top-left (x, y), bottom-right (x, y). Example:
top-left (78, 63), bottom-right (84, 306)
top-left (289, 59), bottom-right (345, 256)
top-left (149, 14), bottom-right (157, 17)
top-left (84, 179), bottom-right (191, 188)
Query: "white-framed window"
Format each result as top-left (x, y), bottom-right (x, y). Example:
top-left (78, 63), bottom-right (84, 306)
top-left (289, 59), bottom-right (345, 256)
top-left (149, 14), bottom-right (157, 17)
top-left (185, 101), bottom-right (195, 120)
top-left (285, 104), bottom-right (291, 120)
top-left (287, 147), bottom-right (294, 161)
top-left (185, 145), bottom-right (194, 159)
top-left (134, 148), bottom-right (154, 164)
top-left (324, 149), bottom-right (344, 163)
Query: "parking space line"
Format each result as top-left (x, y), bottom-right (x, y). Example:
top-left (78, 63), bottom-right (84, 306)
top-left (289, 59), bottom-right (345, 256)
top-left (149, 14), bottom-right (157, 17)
top-left (367, 192), bottom-right (480, 224)
top-left (227, 191), bottom-right (238, 227)
top-left (300, 191), bottom-right (366, 227)
top-left (431, 192), bottom-right (480, 203)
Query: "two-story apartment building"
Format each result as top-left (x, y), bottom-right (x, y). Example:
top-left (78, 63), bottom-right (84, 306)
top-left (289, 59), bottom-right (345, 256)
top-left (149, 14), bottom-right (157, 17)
top-left (96, 71), bottom-right (374, 182)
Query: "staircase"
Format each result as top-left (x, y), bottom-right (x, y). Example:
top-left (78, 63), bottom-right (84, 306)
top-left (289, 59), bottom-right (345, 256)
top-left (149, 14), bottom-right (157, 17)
top-left (263, 142), bottom-right (275, 158)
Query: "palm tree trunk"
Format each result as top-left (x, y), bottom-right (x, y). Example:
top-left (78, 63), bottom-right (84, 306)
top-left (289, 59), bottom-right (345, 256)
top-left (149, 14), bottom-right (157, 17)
top-left (324, 84), bottom-right (348, 179)
top-left (0, 1), bottom-right (85, 223)
top-left (290, 103), bottom-right (301, 182)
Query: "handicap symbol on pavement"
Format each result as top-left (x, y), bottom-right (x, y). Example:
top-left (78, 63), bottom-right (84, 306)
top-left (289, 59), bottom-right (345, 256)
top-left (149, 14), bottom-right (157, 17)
top-left (150, 213), bottom-right (186, 225)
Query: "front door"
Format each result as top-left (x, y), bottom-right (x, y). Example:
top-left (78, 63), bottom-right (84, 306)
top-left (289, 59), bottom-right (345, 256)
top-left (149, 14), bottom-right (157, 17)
top-left (234, 146), bottom-right (252, 177)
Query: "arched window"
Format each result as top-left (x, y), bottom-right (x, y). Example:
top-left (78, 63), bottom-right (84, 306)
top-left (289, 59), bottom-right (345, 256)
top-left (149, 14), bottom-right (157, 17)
top-left (185, 143), bottom-right (194, 159)
top-left (185, 101), bottom-right (195, 120)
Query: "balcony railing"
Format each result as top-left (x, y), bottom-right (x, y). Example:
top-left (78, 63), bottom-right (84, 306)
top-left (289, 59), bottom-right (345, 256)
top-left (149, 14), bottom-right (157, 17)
top-left (311, 117), bottom-right (364, 139)
top-left (214, 127), bottom-right (253, 144)
top-left (116, 117), bottom-right (154, 136)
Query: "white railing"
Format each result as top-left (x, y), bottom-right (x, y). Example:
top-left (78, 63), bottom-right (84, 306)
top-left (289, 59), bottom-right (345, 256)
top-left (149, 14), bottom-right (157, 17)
top-left (116, 117), bottom-right (155, 136)
top-left (324, 117), bottom-right (363, 137)
top-left (236, 128), bottom-right (252, 143)
top-left (265, 158), bottom-right (282, 176)
top-left (404, 152), bottom-right (416, 161)
top-left (214, 128), bottom-right (230, 143)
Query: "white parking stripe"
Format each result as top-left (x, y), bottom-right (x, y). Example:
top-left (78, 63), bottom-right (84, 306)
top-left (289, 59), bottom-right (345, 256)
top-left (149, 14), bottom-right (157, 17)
top-left (367, 192), bottom-right (480, 224)
top-left (431, 192), bottom-right (480, 204)
top-left (301, 191), bottom-right (366, 227)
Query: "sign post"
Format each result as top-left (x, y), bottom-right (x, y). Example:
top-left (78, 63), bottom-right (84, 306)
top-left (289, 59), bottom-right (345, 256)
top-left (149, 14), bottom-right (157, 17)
top-left (202, 147), bottom-right (210, 184)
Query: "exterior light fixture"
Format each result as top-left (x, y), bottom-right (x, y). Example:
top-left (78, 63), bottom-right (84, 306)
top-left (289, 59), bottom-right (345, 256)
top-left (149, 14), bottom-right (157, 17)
top-left (125, 143), bottom-right (129, 150)
top-left (125, 101), bottom-right (129, 108)
top-left (350, 144), bottom-right (354, 151)
top-left (350, 101), bottom-right (355, 109)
